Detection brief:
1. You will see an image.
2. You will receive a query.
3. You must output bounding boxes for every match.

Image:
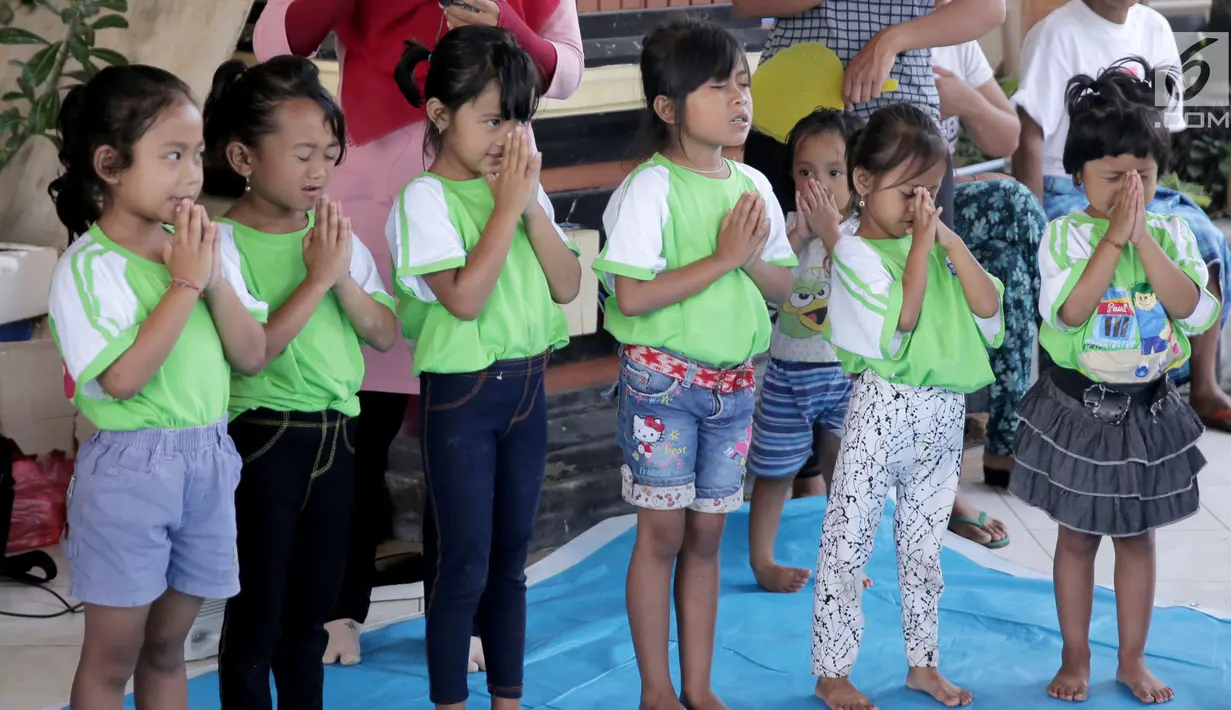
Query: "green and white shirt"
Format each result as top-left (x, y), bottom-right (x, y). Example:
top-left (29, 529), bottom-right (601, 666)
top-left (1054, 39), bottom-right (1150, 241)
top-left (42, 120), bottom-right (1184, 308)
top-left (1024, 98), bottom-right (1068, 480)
top-left (824, 220), bottom-right (1004, 393)
top-left (767, 213), bottom-right (856, 363)
top-left (219, 214), bottom-right (394, 418)
top-left (593, 154), bottom-right (798, 368)
top-left (48, 223), bottom-right (269, 431)
top-left (387, 174), bottom-right (579, 376)
top-left (1039, 211), bottom-right (1218, 384)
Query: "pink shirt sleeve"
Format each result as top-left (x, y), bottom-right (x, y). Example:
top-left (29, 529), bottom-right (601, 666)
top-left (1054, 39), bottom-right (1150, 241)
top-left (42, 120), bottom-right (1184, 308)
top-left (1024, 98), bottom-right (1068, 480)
top-left (253, 0), bottom-right (295, 60)
top-left (538, 0), bottom-right (583, 100)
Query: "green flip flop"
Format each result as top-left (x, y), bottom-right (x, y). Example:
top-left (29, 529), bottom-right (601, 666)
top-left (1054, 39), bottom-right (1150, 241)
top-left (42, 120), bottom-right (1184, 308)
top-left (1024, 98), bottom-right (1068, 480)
top-left (949, 511), bottom-right (1010, 549)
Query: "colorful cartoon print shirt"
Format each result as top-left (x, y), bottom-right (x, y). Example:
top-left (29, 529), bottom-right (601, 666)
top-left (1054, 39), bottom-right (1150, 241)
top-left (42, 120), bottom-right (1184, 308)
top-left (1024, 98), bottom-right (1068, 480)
top-left (1038, 211), bottom-right (1219, 384)
top-left (767, 213), bottom-right (859, 363)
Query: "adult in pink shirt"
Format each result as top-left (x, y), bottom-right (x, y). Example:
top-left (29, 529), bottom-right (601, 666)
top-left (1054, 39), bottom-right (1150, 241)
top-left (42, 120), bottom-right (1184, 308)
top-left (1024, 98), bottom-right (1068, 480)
top-left (253, 0), bottom-right (583, 667)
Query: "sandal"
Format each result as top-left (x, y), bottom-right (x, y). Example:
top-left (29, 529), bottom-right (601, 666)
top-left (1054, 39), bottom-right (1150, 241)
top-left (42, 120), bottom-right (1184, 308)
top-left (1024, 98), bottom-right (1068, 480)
top-left (948, 511), bottom-right (1010, 549)
top-left (1199, 408), bottom-right (1231, 433)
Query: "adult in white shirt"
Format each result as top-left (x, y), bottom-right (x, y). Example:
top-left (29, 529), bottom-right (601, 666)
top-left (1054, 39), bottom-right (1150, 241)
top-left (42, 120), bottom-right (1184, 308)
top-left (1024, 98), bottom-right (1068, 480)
top-left (929, 21), bottom-right (1050, 511)
top-left (1012, 0), bottom-right (1231, 431)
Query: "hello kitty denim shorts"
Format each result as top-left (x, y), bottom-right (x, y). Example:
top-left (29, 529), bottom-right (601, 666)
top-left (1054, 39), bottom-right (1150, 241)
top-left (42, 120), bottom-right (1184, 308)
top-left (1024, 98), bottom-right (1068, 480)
top-left (613, 347), bottom-right (755, 513)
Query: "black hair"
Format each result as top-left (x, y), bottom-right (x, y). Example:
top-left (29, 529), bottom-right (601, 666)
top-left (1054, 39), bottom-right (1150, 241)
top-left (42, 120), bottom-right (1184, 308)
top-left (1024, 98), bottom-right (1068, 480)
top-left (394, 25), bottom-right (539, 154)
top-left (202, 56), bottom-right (347, 198)
top-left (846, 103), bottom-right (949, 197)
top-left (786, 108), bottom-right (855, 164)
top-left (1061, 56), bottom-right (1177, 178)
top-left (47, 65), bottom-right (194, 241)
top-left (638, 17), bottom-right (749, 155)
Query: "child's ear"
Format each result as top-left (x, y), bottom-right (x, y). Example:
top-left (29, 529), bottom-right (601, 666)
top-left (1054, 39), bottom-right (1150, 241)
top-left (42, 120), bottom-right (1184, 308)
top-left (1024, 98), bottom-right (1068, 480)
top-left (852, 167), bottom-right (875, 201)
top-left (225, 142), bottom-right (254, 179)
top-left (93, 145), bottom-right (122, 185)
top-left (652, 95), bottom-right (677, 126)
top-left (426, 98), bottom-right (450, 134)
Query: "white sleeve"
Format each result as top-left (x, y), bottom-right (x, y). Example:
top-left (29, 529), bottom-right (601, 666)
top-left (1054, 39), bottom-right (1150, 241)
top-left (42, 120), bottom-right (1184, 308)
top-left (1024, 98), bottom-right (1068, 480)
top-left (960, 40), bottom-right (995, 90)
top-left (386, 176), bottom-right (468, 303)
top-left (216, 224), bottom-right (270, 322)
top-left (1011, 22), bottom-right (1070, 140)
top-left (827, 236), bottom-right (906, 359)
top-left (1156, 214), bottom-right (1219, 334)
top-left (735, 162), bottom-right (796, 266)
top-left (1037, 217), bottom-right (1094, 331)
top-left (47, 243), bottom-right (139, 401)
top-left (594, 165), bottom-right (670, 293)
top-left (347, 235), bottom-right (395, 311)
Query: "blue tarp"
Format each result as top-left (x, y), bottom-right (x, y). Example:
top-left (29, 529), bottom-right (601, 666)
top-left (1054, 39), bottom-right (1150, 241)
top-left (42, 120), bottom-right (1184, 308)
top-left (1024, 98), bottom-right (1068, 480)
top-left (154, 497), bottom-right (1231, 708)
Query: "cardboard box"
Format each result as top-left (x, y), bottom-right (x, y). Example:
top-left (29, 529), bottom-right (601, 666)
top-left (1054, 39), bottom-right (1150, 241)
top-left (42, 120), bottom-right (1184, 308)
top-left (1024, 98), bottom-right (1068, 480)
top-left (0, 338), bottom-right (77, 455)
top-left (0, 242), bottom-right (57, 325)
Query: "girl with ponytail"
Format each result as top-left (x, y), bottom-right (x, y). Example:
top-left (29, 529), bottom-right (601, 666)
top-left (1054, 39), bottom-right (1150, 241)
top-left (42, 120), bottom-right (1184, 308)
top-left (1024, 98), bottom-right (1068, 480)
top-left (45, 65), bottom-right (267, 709)
top-left (386, 25), bottom-right (581, 708)
top-left (201, 55), bottom-right (398, 709)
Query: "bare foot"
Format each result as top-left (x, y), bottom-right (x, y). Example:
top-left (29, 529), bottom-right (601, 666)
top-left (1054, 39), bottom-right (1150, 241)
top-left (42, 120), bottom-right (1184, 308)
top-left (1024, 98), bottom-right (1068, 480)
top-left (1117, 657), bottom-right (1174, 704)
top-left (906, 667), bottom-right (973, 707)
top-left (322, 618), bottom-right (361, 666)
top-left (1047, 653), bottom-right (1091, 702)
top-left (1190, 386), bottom-right (1231, 425)
top-left (467, 635), bottom-right (486, 673)
top-left (639, 689), bottom-right (687, 710)
top-left (815, 676), bottom-right (877, 710)
top-left (753, 561), bottom-right (810, 593)
top-left (680, 688), bottom-right (730, 710)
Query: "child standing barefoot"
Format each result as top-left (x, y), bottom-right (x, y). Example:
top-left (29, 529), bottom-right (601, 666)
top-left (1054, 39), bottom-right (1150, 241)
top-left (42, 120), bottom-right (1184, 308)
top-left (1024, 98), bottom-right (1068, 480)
top-left (747, 109), bottom-right (856, 594)
top-left (594, 19), bottom-right (796, 709)
top-left (1010, 58), bottom-right (1213, 705)
top-left (813, 104), bottom-right (1003, 710)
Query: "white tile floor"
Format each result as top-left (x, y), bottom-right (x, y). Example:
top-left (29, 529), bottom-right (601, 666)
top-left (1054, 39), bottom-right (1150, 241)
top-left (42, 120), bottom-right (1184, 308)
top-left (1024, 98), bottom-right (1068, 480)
top-left (2, 434), bottom-right (1230, 710)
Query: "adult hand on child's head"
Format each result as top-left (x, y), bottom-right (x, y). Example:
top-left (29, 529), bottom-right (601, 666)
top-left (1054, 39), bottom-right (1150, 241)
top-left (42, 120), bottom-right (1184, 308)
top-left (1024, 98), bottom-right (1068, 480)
top-left (444, 0), bottom-right (500, 29)
top-left (165, 201), bottom-right (214, 289)
top-left (906, 187), bottom-right (940, 245)
top-left (716, 192), bottom-right (766, 270)
top-left (304, 197), bottom-right (351, 288)
top-left (843, 28), bottom-right (900, 109)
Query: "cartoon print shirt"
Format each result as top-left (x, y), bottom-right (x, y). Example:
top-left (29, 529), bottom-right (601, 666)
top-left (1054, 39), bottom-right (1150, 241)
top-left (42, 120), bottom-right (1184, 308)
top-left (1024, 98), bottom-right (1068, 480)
top-left (48, 223), bottom-right (269, 432)
top-left (1039, 211), bottom-right (1219, 384)
top-left (387, 174), bottom-right (579, 376)
top-left (767, 213), bottom-right (857, 363)
top-left (823, 217), bottom-right (1004, 394)
top-left (219, 215), bottom-right (394, 419)
top-left (594, 153), bottom-right (798, 368)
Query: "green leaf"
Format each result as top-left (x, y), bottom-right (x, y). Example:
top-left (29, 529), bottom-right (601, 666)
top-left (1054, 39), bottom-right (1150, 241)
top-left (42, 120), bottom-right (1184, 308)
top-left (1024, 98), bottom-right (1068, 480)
top-left (16, 72), bottom-right (34, 100)
top-left (0, 4), bottom-right (15, 26)
top-left (80, 0), bottom-right (100, 17)
top-left (67, 36), bottom-right (90, 65)
top-left (63, 69), bottom-right (91, 83)
top-left (95, 0), bottom-right (127, 11)
top-left (79, 26), bottom-right (95, 48)
top-left (0, 26), bottom-right (47, 45)
top-left (0, 107), bottom-right (23, 134)
top-left (21, 41), bottom-right (60, 87)
top-left (90, 47), bottom-right (126, 66)
top-left (91, 14), bottom-right (127, 30)
top-left (28, 89), bottom-right (59, 135)
top-left (2, 91), bottom-right (25, 102)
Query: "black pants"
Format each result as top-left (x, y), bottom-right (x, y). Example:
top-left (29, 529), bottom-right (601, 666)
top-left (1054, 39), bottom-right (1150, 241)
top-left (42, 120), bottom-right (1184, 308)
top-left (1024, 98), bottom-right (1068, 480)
top-left (330, 391), bottom-right (402, 625)
top-left (219, 409), bottom-right (356, 710)
top-left (743, 127), bottom-right (957, 230)
top-left (421, 353), bottom-right (549, 704)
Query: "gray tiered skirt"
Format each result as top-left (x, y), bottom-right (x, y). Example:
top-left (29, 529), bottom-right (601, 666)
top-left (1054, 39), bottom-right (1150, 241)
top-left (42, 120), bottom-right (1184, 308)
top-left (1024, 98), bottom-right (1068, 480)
top-left (1009, 369), bottom-right (1206, 537)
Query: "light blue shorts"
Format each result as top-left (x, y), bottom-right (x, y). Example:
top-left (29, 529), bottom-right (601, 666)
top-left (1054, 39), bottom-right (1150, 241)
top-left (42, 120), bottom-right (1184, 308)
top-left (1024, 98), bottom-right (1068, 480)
top-left (63, 420), bottom-right (243, 607)
top-left (747, 359), bottom-right (853, 479)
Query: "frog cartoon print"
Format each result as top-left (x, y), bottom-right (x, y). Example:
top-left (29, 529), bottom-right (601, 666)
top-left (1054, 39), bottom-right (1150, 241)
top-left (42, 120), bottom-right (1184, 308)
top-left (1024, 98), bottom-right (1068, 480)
top-left (779, 265), bottom-right (831, 339)
top-left (633, 414), bottom-right (665, 460)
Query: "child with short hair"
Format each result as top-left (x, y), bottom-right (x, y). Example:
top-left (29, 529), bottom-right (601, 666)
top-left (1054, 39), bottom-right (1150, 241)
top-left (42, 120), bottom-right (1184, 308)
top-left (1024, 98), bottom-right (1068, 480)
top-left (46, 65), bottom-right (267, 709)
top-left (1011, 58), bottom-right (1214, 705)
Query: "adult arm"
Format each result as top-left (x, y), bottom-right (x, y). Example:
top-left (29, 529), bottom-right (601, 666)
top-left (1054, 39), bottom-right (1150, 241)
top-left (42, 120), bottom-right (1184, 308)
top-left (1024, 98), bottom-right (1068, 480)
top-left (731, 0), bottom-right (822, 17)
top-left (881, 0), bottom-right (1006, 53)
top-left (961, 78), bottom-right (1020, 158)
top-left (1013, 111), bottom-right (1045, 202)
top-left (498, 0), bottom-right (583, 98)
top-left (255, 0), bottom-right (332, 59)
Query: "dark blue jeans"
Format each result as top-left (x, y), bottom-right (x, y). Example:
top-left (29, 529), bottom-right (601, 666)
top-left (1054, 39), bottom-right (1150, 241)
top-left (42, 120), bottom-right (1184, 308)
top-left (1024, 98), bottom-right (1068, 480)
top-left (420, 352), bottom-right (549, 704)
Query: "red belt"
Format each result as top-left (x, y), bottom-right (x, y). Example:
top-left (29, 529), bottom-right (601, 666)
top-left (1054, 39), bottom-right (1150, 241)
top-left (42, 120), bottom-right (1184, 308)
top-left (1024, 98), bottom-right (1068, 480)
top-left (622, 345), bottom-right (756, 394)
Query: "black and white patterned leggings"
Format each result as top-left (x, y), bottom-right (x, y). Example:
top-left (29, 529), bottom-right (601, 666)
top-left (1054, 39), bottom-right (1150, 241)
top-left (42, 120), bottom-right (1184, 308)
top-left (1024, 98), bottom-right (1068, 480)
top-left (812, 372), bottom-right (965, 677)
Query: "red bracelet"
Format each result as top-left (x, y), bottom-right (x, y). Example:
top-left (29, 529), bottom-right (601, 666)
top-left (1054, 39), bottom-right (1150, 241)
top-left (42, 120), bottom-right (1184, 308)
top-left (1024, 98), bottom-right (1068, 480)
top-left (170, 278), bottom-right (204, 297)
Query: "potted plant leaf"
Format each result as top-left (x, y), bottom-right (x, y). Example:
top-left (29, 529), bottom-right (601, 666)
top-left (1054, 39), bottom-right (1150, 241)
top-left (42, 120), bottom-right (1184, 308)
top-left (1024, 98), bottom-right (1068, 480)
top-left (0, 0), bottom-right (130, 172)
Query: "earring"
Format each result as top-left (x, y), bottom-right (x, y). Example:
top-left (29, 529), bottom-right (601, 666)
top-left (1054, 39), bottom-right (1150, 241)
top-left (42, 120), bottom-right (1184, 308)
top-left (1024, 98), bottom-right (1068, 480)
top-left (858, 195), bottom-right (866, 208)
top-left (244, 175), bottom-right (251, 192)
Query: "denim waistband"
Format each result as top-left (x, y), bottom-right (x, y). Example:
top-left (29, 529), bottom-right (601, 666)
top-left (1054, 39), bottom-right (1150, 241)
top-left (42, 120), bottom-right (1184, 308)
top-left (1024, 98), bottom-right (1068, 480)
top-left (232, 408), bottom-right (350, 427)
top-left (94, 419), bottom-right (229, 452)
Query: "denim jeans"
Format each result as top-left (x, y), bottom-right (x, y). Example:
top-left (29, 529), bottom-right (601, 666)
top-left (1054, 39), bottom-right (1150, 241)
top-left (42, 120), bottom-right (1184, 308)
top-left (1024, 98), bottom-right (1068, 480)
top-left (420, 351), bottom-right (549, 704)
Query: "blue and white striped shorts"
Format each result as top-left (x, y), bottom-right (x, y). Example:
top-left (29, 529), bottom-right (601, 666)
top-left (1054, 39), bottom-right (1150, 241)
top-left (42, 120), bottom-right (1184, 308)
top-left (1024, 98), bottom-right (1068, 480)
top-left (747, 359), bottom-right (853, 479)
